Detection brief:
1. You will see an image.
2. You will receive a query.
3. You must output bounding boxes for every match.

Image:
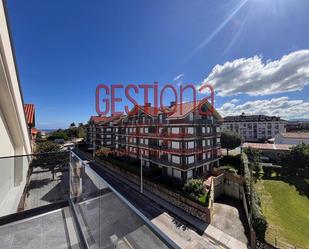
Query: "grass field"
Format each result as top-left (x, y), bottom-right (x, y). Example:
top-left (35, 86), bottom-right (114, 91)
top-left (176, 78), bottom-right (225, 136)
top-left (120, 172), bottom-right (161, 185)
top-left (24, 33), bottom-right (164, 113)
top-left (256, 177), bottom-right (309, 249)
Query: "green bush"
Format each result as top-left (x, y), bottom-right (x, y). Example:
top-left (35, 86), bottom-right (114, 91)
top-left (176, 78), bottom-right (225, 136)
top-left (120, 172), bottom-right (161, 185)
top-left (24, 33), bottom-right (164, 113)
top-left (36, 141), bottom-right (61, 153)
top-left (241, 152), bottom-right (267, 240)
top-left (183, 179), bottom-right (205, 199)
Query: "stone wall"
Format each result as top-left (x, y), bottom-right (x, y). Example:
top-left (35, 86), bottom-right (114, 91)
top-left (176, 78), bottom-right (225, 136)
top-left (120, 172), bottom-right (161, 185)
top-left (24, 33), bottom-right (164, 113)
top-left (97, 157), bottom-right (212, 223)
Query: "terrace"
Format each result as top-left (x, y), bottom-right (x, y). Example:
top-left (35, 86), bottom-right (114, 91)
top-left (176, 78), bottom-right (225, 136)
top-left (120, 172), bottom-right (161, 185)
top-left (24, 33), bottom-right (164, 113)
top-left (0, 151), bottom-right (178, 249)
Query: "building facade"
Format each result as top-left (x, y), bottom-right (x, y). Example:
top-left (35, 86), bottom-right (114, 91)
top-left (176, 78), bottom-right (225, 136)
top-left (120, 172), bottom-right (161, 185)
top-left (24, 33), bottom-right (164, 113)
top-left (222, 114), bottom-right (286, 142)
top-left (274, 132), bottom-right (309, 145)
top-left (0, 1), bottom-right (32, 216)
top-left (86, 115), bottom-right (122, 150)
top-left (87, 101), bottom-right (222, 182)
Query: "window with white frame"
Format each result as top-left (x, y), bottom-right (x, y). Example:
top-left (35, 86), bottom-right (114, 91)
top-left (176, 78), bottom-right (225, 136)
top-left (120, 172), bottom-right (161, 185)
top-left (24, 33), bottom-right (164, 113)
top-left (172, 155), bottom-right (180, 164)
top-left (187, 127), bottom-right (194, 134)
top-left (171, 127), bottom-right (179, 134)
top-left (207, 152), bottom-right (211, 158)
top-left (173, 169), bottom-right (182, 179)
top-left (216, 138), bottom-right (220, 143)
top-left (207, 139), bottom-right (211, 146)
top-left (144, 139), bottom-right (148, 145)
top-left (172, 142), bottom-right (180, 149)
top-left (187, 141), bottom-right (194, 149)
top-left (216, 127), bottom-right (220, 132)
top-left (187, 170), bottom-right (193, 179)
top-left (106, 128), bottom-right (111, 132)
top-left (140, 138), bottom-right (144, 144)
top-left (144, 128), bottom-right (148, 133)
top-left (187, 156), bottom-right (195, 164)
top-left (203, 153), bottom-right (206, 159)
top-left (202, 127), bottom-right (205, 133)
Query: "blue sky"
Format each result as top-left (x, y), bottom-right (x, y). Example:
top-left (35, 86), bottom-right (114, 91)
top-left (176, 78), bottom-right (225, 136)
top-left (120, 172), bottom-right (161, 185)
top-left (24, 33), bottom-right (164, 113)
top-left (6, 0), bottom-right (309, 128)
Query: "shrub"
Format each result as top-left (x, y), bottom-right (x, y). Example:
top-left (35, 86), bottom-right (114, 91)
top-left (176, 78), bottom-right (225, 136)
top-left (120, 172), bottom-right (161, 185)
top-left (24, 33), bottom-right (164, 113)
top-left (241, 152), bottom-right (267, 240)
top-left (183, 179), bottom-right (205, 199)
top-left (36, 141), bottom-right (61, 153)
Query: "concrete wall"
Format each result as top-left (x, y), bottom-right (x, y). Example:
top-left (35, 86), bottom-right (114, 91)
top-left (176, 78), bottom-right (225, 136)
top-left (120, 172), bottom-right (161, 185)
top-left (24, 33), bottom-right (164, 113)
top-left (212, 169), bottom-right (244, 200)
top-left (0, 0), bottom-right (32, 216)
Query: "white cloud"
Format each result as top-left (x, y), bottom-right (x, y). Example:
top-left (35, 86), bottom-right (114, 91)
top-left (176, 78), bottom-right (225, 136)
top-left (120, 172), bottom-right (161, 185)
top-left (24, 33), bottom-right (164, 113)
top-left (201, 50), bottom-right (309, 96)
top-left (230, 98), bottom-right (239, 103)
top-left (174, 73), bottom-right (185, 86)
top-left (173, 73), bottom-right (184, 82)
top-left (217, 97), bottom-right (309, 120)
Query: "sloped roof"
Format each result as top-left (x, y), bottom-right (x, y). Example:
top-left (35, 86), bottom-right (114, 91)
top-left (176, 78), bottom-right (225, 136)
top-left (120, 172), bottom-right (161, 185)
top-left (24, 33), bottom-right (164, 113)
top-left (90, 115), bottom-right (122, 124)
top-left (224, 114), bottom-right (284, 122)
top-left (167, 100), bottom-right (222, 120)
top-left (24, 104), bottom-right (35, 126)
top-left (243, 143), bottom-right (293, 151)
top-left (279, 132), bottom-right (309, 139)
top-left (31, 127), bottom-right (39, 135)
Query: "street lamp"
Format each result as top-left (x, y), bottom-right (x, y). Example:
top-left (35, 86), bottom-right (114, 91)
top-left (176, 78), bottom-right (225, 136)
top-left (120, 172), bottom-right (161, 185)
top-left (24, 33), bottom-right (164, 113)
top-left (140, 153), bottom-right (143, 193)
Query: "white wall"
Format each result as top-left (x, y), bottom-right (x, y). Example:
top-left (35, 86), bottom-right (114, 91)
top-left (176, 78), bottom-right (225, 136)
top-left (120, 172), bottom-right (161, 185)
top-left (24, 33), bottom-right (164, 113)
top-left (275, 133), bottom-right (309, 145)
top-left (0, 0), bottom-right (32, 216)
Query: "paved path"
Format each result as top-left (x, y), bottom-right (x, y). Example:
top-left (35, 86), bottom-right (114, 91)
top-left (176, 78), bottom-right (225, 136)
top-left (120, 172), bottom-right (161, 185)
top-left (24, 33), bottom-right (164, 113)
top-left (212, 196), bottom-right (249, 244)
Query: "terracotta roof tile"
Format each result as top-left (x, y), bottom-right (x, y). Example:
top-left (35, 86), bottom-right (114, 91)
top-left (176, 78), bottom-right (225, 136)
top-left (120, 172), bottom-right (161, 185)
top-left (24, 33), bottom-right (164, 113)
top-left (243, 143), bottom-right (293, 151)
top-left (24, 104), bottom-right (35, 126)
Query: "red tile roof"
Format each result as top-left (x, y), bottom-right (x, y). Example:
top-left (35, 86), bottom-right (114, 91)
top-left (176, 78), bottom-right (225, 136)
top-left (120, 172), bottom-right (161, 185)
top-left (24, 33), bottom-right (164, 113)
top-left (24, 104), bottom-right (35, 126)
top-left (31, 127), bottom-right (39, 135)
top-left (167, 100), bottom-right (222, 120)
top-left (243, 143), bottom-right (293, 151)
top-left (90, 115), bottom-right (122, 124)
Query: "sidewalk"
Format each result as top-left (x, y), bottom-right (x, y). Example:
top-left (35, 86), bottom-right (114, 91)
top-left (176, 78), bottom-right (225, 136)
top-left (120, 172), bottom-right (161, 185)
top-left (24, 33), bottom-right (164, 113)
top-left (76, 150), bottom-right (248, 249)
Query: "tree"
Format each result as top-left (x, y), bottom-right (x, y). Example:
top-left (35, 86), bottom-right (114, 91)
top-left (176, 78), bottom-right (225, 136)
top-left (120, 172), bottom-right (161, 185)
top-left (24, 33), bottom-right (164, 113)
top-left (70, 122), bottom-right (76, 128)
top-left (221, 131), bottom-right (241, 156)
top-left (281, 143), bottom-right (309, 174)
top-left (244, 147), bottom-right (262, 178)
top-left (183, 179), bottom-right (205, 199)
top-left (48, 130), bottom-right (69, 141)
top-left (36, 141), bottom-right (61, 153)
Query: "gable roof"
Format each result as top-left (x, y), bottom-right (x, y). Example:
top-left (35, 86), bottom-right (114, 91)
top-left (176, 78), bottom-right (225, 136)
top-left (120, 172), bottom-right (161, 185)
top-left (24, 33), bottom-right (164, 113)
top-left (90, 115), bottom-right (122, 124)
top-left (167, 100), bottom-right (222, 120)
top-left (243, 142), bottom-right (293, 151)
top-left (24, 104), bottom-right (35, 126)
top-left (279, 132), bottom-right (309, 139)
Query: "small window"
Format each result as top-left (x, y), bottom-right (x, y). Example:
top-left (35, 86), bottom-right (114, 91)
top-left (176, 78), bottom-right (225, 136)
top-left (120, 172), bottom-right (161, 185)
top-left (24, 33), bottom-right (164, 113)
top-left (173, 169), bottom-right (182, 179)
top-left (172, 155), bottom-right (180, 164)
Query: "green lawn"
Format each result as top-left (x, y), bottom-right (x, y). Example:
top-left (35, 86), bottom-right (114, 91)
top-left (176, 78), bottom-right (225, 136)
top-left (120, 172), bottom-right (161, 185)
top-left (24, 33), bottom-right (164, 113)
top-left (256, 177), bottom-right (309, 249)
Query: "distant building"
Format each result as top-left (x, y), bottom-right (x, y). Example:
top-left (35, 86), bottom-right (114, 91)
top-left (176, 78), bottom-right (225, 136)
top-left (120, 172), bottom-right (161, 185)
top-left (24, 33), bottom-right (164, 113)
top-left (86, 115), bottom-right (122, 150)
top-left (242, 143), bottom-right (293, 161)
top-left (222, 113), bottom-right (286, 142)
top-left (274, 132), bottom-right (309, 145)
top-left (286, 120), bottom-right (309, 132)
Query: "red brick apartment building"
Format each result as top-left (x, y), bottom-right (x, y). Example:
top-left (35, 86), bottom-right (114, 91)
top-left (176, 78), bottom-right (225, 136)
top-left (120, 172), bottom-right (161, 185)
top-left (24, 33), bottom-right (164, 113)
top-left (86, 101), bottom-right (222, 182)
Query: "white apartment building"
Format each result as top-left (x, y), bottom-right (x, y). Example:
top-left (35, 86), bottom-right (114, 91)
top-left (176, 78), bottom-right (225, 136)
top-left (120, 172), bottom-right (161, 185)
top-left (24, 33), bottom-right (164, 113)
top-left (0, 1), bottom-right (32, 216)
top-left (274, 132), bottom-right (309, 145)
top-left (222, 114), bottom-right (286, 142)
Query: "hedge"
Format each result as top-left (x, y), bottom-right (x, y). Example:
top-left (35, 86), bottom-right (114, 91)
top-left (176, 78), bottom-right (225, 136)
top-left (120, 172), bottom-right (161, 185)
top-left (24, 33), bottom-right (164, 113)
top-left (241, 152), bottom-right (267, 240)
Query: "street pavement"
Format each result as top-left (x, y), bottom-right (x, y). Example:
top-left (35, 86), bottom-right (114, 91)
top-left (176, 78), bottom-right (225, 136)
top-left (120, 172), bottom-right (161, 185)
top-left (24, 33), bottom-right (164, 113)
top-left (74, 150), bottom-right (230, 249)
